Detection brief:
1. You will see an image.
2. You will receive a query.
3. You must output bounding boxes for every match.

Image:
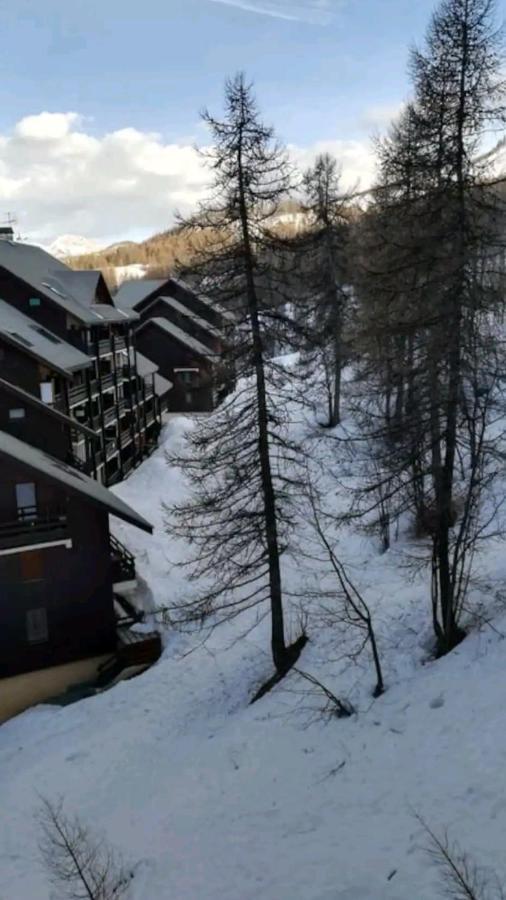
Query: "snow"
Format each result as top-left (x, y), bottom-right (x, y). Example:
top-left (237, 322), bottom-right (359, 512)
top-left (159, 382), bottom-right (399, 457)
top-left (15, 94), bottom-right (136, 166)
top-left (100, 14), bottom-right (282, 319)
top-left (114, 264), bottom-right (149, 285)
top-left (1, 379), bottom-right (506, 899)
top-left (45, 235), bottom-right (105, 259)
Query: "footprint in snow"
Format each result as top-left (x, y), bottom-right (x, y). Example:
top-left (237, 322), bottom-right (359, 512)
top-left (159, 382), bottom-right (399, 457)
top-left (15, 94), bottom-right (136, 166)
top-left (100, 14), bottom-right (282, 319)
top-left (429, 694), bottom-right (445, 709)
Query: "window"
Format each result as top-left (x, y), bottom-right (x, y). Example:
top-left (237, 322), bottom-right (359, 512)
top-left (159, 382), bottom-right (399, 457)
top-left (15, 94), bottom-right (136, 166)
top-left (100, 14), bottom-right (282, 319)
top-left (9, 408), bottom-right (25, 420)
top-left (26, 608), bottom-right (48, 644)
top-left (176, 368), bottom-right (199, 387)
top-left (29, 297), bottom-right (41, 307)
top-left (39, 382), bottom-right (54, 404)
top-left (16, 482), bottom-right (36, 519)
top-left (185, 391), bottom-right (193, 406)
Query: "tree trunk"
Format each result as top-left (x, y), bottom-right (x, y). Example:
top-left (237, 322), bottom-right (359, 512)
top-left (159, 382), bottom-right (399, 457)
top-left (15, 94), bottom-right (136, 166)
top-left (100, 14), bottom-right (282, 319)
top-left (236, 123), bottom-right (288, 672)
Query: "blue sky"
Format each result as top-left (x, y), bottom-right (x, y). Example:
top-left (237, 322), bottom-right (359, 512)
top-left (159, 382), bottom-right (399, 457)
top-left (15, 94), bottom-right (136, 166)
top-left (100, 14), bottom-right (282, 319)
top-left (2, 0), bottom-right (436, 143)
top-left (0, 0), bottom-right (467, 243)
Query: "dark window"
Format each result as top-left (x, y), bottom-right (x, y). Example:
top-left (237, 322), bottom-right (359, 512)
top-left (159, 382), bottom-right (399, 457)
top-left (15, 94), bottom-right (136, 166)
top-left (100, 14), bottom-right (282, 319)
top-left (9, 408), bottom-right (25, 420)
top-left (26, 608), bottom-right (48, 644)
top-left (29, 297), bottom-right (41, 307)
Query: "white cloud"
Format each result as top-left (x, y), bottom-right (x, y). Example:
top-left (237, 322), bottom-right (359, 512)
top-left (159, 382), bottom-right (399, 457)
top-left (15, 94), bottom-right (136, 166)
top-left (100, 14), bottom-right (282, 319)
top-left (0, 111), bottom-right (375, 244)
top-left (207, 0), bottom-right (340, 25)
top-left (14, 112), bottom-right (82, 142)
top-left (360, 102), bottom-right (406, 133)
top-left (290, 139), bottom-right (377, 192)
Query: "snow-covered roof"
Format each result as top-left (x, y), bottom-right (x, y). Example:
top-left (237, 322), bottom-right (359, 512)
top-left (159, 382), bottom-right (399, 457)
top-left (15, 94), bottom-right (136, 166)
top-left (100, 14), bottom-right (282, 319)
top-left (54, 270), bottom-right (104, 307)
top-left (90, 303), bottom-right (138, 323)
top-left (0, 241), bottom-right (102, 324)
top-left (0, 299), bottom-right (92, 377)
top-left (0, 242), bottom-right (133, 326)
top-left (136, 352), bottom-right (159, 378)
top-left (138, 317), bottom-right (217, 364)
top-left (154, 372), bottom-right (173, 397)
top-left (114, 279), bottom-right (166, 310)
top-left (148, 296), bottom-right (223, 339)
top-left (0, 429), bottom-right (152, 533)
top-left (170, 277), bottom-right (236, 325)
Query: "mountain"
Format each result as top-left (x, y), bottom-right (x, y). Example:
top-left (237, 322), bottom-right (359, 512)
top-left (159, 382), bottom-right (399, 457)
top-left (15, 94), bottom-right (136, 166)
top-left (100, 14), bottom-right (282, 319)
top-left (46, 234), bottom-right (106, 259)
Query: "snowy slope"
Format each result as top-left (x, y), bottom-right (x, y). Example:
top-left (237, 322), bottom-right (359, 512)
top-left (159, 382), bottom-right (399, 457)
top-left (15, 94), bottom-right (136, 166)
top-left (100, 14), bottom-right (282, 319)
top-left (114, 263), bottom-right (149, 286)
top-left (1, 393), bottom-right (506, 899)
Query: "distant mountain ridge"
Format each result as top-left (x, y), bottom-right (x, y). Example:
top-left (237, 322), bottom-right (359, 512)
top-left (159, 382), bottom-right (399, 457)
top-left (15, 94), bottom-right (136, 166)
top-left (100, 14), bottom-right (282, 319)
top-left (46, 140), bottom-right (506, 280)
top-left (46, 234), bottom-right (106, 259)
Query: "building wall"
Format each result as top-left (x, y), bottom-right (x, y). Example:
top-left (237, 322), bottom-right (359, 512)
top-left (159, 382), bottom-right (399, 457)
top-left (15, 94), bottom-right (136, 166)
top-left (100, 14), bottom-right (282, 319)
top-left (136, 323), bottom-right (215, 412)
top-left (0, 458), bottom-right (116, 678)
top-left (0, 388), bottom-right (71, 461)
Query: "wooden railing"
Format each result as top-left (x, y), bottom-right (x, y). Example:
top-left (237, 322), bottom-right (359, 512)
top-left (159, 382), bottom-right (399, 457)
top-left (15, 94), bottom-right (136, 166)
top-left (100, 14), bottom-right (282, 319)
top-left (0, 506), bottom-right (68, 547)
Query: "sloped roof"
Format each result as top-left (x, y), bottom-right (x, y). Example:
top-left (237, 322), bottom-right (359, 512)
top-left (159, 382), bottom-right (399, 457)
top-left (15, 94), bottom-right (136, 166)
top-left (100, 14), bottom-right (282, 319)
top-left (114, 275), bottom-right (236, 327)
top-left (89, 303), bottom-right (138, 323)
top-left (170, 277), bottom-right (236, 325)
top-left (114, 279), bottom-right (165, 310)
top-left (136, 352), bottom-right (159, 378)
top-left (0, 299), bottom-right (91, 377)
top-left (0, 379), bottom-right (98, 441)
top-left (138, 317), bottom-right (216, 364)
top-left (154, 373), bottom-right (173, 397)
top-left (0, 241), bottom-right (101, 324)
top-left (0, 429), bottom-right (152, 534)
top-left (55, 270), bottom-right (103, 307)
top-left (147, 296), bottom-right (222, 338)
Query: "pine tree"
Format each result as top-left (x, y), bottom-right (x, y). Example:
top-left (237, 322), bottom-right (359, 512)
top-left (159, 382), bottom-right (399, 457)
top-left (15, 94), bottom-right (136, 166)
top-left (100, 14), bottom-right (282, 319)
top-left (300, 153), bottom-right (351, 427)
top-left (165, 74), bottom-right (307, 680)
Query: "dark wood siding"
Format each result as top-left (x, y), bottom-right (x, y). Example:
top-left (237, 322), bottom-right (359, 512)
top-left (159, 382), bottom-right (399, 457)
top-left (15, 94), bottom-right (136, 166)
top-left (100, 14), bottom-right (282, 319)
top-left (136, 322), bottom-right (215, 412)
top-left (0, 458), bottom-right (115, 678)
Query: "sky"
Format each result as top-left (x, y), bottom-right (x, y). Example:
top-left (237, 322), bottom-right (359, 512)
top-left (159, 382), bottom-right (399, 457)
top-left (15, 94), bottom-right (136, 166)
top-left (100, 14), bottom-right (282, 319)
top-left (0, 0), bottom-right (460, 244)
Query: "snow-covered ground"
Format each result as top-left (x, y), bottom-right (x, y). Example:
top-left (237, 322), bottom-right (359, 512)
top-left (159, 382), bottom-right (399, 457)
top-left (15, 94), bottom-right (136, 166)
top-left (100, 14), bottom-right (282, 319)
top-left (1, 387), bottom-right (506, 899)
top-left (114, 263), bottom-right (149, 286)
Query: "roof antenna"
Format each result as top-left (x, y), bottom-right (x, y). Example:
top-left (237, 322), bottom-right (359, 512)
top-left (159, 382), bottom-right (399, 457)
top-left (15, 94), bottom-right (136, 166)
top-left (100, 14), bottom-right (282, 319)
top-left (0, 212), bottom-right (18, 242)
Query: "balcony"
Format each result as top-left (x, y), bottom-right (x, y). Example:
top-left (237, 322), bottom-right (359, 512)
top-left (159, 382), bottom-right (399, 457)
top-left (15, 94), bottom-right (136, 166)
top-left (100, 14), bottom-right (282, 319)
top-left (113, 335), bottom-right (126, 352)
top-left (0, 506), bottom-right (68, 550)
top-left (68, 383), bottom-right (88, 407)
top-left (101, 373), bottom-right (115, 392)
top-left (103, 406), bottom-right (117, 425)
top-left (98, 338), bottom-right (113, 356)
top-left (66, 451), bottom-right (94, 475)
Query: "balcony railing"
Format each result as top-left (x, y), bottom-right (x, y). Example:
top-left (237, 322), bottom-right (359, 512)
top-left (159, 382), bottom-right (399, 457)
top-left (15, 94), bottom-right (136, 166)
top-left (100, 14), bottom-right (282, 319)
top-left (101, 373), bottom-right (115, 391)
top-left (0, 505), bottom-right (68, 549)
top-left (66, 451), bottom-right (94, 475)
top-left (68, 383), bottom-right (88, 406)
top-left (98, 338), bottom-right (113, 355)
top-left (103, 406), bottom-right (117, 425)
top-left (110, 533), bottom-right (136, 583)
